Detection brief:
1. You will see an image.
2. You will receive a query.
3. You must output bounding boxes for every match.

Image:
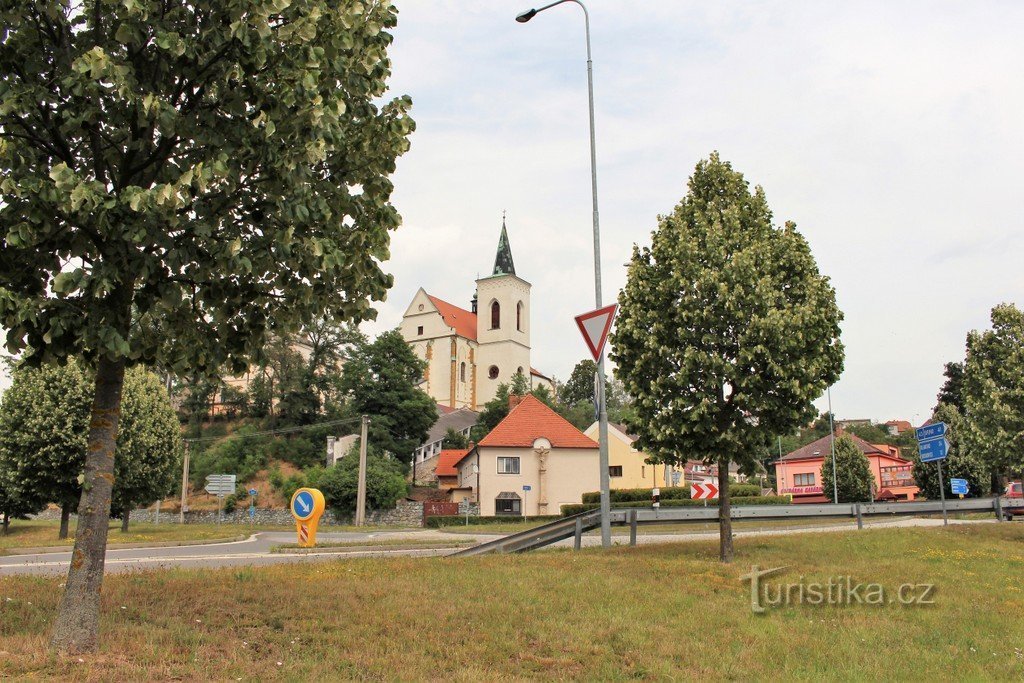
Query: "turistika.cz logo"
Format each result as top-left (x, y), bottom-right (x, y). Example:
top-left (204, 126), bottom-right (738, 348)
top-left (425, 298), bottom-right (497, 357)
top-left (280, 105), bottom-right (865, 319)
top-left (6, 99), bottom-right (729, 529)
top-left (740, 565), bottom-right (936, 613)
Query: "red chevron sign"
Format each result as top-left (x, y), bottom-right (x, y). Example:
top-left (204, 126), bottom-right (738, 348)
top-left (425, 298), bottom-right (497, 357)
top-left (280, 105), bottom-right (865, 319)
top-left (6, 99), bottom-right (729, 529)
top-left (691, 482), bottom-right (719, 500)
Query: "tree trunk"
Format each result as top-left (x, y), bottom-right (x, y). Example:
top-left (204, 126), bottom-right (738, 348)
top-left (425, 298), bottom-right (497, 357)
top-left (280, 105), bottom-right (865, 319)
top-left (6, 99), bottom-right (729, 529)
top-left (718, 454), bottom-right (734, 563)
top-left (2, 511), bottom-right (9, 536)
top-left (58, 501), bottom-right (72, 540)
top-left (120, 509), bottom-right (130, 533)
top-left (50, 354), bottom-right (127, 654)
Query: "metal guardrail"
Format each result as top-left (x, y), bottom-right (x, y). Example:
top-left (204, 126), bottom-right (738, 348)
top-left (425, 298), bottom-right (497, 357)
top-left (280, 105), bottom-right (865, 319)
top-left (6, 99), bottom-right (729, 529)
top-left (453, 497), bottom-right (1013, 557)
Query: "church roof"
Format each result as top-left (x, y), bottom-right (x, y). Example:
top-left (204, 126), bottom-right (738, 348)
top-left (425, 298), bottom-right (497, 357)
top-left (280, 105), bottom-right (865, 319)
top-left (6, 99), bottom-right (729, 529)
top-left (427, 295), bottom-right (478, 341)
top-left (477, 394), bottom-right (598, 449)
top-left (492, 219), bottom-right (516, 276)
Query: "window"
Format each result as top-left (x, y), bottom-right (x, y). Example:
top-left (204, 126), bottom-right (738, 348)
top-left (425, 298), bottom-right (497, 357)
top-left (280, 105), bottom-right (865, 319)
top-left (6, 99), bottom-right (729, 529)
top-left (609, 466), bottom-right (623, 478)
top-left (495, 494), bottom-right (522, 516)
top-left (794, 473), bottom-right (816, 486)
top-left (460, 362), bottom-right (466, 382)
top-left (516, 301), bottom-right (523, 331)
top-left (641, 466), bottom-right (646, 478)
top-left (417, 325), bottom-right (424, 335)
top-left (489, 365), bottom-right (499, 380)
top-left (491, 301), bottom-right (501, 329)
top-left (497, 457), bottom-right (520, 474)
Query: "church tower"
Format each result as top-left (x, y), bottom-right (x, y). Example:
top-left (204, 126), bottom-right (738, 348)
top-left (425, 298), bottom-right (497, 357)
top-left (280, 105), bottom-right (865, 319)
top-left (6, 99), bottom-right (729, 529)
top-left (475, 218), bottom-right (531, 404)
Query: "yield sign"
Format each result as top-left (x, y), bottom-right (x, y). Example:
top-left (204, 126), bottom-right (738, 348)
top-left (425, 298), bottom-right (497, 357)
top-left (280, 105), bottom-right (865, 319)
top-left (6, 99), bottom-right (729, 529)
top-left (575, 304), bottom-right (618, 361)
top-left (691, 482), bottom-right (719, 500)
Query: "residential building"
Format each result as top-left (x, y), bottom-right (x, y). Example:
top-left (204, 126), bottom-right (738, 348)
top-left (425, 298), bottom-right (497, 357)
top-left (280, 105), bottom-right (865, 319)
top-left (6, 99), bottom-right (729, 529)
top-left (451, 395), bottom-right (599, 516)
top-left (435, 448), bottom-right (470, 493)
top-left (399, 219), bottom-right (554, 410)
top-left (583, 422), bottom-right (669, 489)
top-left (774, 433), bottom-right (919, 503)
top-left (884, 419), bottom-right (914, 436)
top-left (413, 407), bottom-right (479, 484)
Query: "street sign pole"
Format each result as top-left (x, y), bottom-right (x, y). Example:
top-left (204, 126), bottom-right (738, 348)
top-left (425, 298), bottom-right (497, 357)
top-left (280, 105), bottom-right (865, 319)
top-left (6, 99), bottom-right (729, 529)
top-left (937, 460), bottom-right (948, 526)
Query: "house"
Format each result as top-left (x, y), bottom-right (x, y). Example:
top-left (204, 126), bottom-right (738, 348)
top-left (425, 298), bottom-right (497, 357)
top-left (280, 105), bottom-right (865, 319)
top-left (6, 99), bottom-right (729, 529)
top-left (451, 394), bottom-right (599, 516)
top-left (884, 420), bottom-right (914, 436)
top-left (399, 219), bottom-right (554, 410)
top-left (582, 422), bottom-right (672, 489)
top-left (435, 448), bottom-right (471, 493)
top-left (412, 406), bottom-right (479, 484)
top-left (774, 433), bottom-right (919, 503)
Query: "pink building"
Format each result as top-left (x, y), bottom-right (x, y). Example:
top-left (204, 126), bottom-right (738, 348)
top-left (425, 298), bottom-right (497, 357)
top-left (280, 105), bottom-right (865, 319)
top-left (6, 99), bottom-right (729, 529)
top-left (774, 433), bottom-right (919, 503)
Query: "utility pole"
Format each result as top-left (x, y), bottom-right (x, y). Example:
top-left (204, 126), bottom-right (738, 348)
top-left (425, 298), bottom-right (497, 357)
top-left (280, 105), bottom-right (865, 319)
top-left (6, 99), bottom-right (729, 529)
top-left (828, 386), bottom-right (838, 504)
top-left (179, 439), bottom-right (191, 525)
top-left (355, 415), bottom-right (369, 526)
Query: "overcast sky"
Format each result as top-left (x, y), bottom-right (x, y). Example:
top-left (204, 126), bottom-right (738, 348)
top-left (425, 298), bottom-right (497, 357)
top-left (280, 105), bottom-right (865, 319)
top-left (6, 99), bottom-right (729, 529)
top-left (361, 0), bottom-right (1024, 425)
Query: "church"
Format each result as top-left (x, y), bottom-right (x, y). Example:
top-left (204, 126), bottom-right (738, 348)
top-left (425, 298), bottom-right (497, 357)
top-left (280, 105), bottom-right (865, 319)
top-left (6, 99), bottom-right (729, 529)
top-left (400, 220), bottom-right (554, 410)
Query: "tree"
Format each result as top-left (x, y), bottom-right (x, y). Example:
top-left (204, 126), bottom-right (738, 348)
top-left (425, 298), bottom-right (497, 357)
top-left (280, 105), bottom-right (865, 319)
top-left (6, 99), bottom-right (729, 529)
top-left (960, 304), bottom-right (1024, 486)
top-left (110, 368), bottom-right (181, 531)
top-left (820, 435), bottom-right (874, 502)
top-left (912, 403), bottom-right (986, 499)
top-left (0, 359), bottom-right (92, 539)
top-left (339, 330), bottom-right (436, 467)
top-left (611, 153), bottom-right (844, 562)
top-left (936, 361), bottom-right (966, 413)
top-left (559, 360), bottom-right (598, 406)
top-left (442, 428), bottom-right (470, 450)
top-left (316, 447), bottom-right (408, 516)
top-left (0, 1), bottom-right (413, 652)
top-left (0, 457), bottom-right (46, 536)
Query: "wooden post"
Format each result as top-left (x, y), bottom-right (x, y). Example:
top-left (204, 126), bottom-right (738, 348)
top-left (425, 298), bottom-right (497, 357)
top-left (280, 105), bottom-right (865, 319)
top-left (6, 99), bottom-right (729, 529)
top-left (355, 415), bottom-right (369, 526)
top-left (179, 440), bottom-right (191, 525)
top-left (629, 509), bottom-right (638, 546)
top-left (574, 518), bottom-right (582, 550)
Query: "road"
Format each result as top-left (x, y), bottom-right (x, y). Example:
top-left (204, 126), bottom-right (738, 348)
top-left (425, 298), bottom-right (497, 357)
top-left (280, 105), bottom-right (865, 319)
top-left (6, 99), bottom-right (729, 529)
top-left (0, 516), bottom-right (994, 576)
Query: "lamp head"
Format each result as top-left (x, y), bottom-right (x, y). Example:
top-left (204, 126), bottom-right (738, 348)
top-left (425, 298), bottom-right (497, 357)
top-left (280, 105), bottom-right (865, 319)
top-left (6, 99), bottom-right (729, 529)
top-left (516, 9), bottom-right (537, 22)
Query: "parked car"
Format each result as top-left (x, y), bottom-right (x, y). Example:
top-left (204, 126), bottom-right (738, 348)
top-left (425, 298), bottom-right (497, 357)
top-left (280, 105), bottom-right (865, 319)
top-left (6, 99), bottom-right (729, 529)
top-left (1002, 482), bottom-right (1023, 520)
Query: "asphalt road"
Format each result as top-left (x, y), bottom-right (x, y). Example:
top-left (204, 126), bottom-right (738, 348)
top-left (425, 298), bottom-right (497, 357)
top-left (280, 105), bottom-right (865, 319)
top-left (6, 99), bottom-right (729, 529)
top-left (0, 517), bottom-right (996, 577)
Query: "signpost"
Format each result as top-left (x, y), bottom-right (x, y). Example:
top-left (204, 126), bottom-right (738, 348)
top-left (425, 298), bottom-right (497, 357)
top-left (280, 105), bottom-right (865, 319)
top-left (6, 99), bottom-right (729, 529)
top-left (915, 423), bottom-right (949, 525)
top-left (290, 488), bottom-right (326, 548)
top-left (951, 478), bottom-right (968, 497)
top-left (205, 474), bottom-right (237, 524)
top-left (248, 488), bottom-right (258, 526)
top-left (522, 484), bottom-right (531, 517)
top-left (691, 482), bottom-right (720, 501)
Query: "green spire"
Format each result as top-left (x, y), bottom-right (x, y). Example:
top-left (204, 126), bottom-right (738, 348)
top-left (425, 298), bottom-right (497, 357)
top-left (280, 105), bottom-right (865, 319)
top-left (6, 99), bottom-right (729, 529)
top-left (492, 215), bottom-right (516, 276)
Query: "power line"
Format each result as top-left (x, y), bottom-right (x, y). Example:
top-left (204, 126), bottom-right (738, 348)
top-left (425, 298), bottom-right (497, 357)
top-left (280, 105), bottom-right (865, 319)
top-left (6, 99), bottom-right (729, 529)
top-left (184, 416), bottom-right (364, 444)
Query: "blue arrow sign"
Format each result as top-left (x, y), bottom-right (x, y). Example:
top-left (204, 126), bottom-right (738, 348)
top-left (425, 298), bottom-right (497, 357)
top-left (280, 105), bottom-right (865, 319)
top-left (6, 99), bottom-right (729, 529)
top-left (919, 437), bottom-right (950, 462)
top-left (292, 490), bottom-right (315, 519)
top-left (950, 478), bottom-right (968, 495)
top-left (915, 423), bottom-right (947, 442)
top-left (522, 485), bottom-right (532, 492)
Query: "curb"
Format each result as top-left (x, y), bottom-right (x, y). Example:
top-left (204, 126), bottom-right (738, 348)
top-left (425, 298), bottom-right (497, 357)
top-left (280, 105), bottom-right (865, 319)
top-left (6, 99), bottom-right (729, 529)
top-left (1, 535), bottom-right (248, 556)
top-left (274, 542), bottom-right (475, 555)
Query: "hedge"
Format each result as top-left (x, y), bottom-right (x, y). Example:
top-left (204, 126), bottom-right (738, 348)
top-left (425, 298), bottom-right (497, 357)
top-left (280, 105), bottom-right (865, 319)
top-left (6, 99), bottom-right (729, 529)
top-left (425, 514), bottom-right (564, 529)
top-left (560, 495), bottom-right (791, 517)
top-left (581, 483), bottom-right (763, 504)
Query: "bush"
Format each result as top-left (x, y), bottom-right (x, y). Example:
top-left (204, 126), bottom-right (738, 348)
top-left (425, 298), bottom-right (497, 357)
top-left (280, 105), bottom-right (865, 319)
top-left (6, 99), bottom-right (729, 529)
top-left (315, 451), bottom-right (408, 515)
top-left (560, 495), bottom-right (791, 516)
top-left (190, 427), bottom-right (271, 487)
top-left (581, 483), bottom-right (762, 504)
top-left (424, 515), bottom-right (564, 529)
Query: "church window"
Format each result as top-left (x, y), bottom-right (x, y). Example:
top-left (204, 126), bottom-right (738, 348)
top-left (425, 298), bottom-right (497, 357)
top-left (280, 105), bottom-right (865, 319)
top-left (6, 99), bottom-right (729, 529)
top-left (491, 301), bottom-right (501, 329)
top-left (489, 365), bottom-right (499, 380)
top-left (516, 302), bottom-right (523, 331)
top-left (417, 326), bottom-right (423, 335)
top-left (460, 362), bottom-right (466, 382)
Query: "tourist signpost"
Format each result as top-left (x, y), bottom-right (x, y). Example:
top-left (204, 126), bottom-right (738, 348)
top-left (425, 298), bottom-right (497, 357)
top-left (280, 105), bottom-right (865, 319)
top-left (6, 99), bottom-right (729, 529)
top-left (916, 423), bottom-right (949, 525)
top-left (951, 478), bottom-right (968, 497)
top-left (205, 474), bottom-right (237, 524)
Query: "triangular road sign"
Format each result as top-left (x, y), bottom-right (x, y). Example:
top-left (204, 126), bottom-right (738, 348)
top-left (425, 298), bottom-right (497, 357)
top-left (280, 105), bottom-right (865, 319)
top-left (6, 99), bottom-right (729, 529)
top-left (575, 304), bottom-right (618, 361)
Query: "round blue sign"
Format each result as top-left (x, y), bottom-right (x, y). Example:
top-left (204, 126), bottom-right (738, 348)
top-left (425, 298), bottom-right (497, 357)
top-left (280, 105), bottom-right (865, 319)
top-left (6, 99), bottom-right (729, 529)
top-left (249, 488), bottom-right (258, 496)
top-left (292, 490), bottom-right (316, 520)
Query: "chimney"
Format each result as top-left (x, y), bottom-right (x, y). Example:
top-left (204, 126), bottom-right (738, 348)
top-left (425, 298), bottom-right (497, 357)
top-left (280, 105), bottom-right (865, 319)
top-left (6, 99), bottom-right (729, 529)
top-left (509, 394), bottom-right (524, 411)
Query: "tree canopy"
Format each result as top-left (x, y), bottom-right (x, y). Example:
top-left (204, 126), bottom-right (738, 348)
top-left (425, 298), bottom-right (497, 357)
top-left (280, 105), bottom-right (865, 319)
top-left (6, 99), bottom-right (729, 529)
top-left (611, 153), bottom-right (844, 561)
top-left (820, 435), bottom-right (873, 503)
top-left (0, 0), bottom-right (414, 652)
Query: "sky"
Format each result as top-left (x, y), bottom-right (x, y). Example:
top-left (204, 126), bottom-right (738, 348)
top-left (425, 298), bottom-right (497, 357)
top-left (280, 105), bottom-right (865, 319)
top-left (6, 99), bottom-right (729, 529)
top-left (2, 1), bottom-right (1021, 426)
top-left (361, 0), bottom-right (1024, 425)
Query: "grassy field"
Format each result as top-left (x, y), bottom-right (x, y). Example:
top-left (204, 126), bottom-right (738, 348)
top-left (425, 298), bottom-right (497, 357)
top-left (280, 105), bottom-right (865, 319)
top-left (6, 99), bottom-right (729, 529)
top-left (2, 523), bottom-right (1023, 679)
top-left (272, 538), bottom-right (477, 552)
top-left (0, 520), bottom-right (249, 554)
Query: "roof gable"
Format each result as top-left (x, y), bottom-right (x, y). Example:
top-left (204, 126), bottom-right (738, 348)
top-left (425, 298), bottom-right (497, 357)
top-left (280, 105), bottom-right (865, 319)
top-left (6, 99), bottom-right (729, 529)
top-left (478, 395), bottom-right (598, 449)
top-left (436, 449), bottom-right (470, 477)
top-left (779, 432), bottom-right (892, 462)
top-left (427, 295), bottom-right (478, 341)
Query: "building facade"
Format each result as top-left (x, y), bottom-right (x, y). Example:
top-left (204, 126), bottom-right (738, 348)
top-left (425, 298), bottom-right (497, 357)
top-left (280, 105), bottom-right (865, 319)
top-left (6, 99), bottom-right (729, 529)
top-left (399, 221), bottom-right (553, 410)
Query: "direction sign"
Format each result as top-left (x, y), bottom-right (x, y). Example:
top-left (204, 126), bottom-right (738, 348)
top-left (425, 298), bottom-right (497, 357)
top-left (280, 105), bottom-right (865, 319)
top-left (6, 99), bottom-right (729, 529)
top-left (574, 304), bottom-right (618, 361)
top-left (204, 474), bottom-right (237, 496)
top-left (522, 485), bottom-right (532, 492)
top-left (292, 490), bottom-right (316, 520)
top-left (691, 482), bottom-right (719, 500)
top-left (951, 478), bottom-right (969, 495)
top-left (915, 423), bottom-right (947, 442)
top-left (919, 437), bottom-right (950, 463)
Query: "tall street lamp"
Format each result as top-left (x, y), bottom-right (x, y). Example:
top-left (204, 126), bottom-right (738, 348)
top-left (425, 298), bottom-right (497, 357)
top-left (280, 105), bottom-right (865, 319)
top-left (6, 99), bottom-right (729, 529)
top-left (516, 0), bottom-right (612, 547)
top-left (828, 386), bottom-right (838, 504)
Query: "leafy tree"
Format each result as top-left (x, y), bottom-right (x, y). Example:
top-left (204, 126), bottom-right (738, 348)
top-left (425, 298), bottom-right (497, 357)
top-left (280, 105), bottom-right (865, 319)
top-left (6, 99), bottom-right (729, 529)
top-left (510, 368), bottom-right (530, 396)
top-left (442, 428), bottom-right (470, 450)
top-left (961, 303), bottom-right (1024, 485)
top-left (559, 359), bottom-right (597, 406)
top-left (0, 0), bottom-right (413, 652)
top-left (339, 330), bottom-right (436, 468)
top-left (0, 359), bottom-right (92, 539)
top-left (611, 153), bottom-right (844, 562)
top-left (316, 447), bottom-right (408, 516)
top-left (0, 457), bottom-right (46, 536)
top-left (245, 372), bottom-right (273, 419)
top-left (110, 368), bottom-right (181, 531)
top-left (936, 361), bottom-right (966, 413)
top-left (911, 403), bottom-right (986, 499)
top-left (820, 435), bottom-right (873, 502)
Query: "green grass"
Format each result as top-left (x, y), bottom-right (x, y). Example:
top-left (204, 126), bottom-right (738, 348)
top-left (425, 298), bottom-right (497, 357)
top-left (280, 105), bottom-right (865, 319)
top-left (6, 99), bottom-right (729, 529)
top-left (435, 516), bottom-right (895, 536)
top-left (0, 520), bottom-right (247, 554)
top-left (2, 523), bottom-right (1023, 679)
top-left (272, 538), bottom-right (476, 552)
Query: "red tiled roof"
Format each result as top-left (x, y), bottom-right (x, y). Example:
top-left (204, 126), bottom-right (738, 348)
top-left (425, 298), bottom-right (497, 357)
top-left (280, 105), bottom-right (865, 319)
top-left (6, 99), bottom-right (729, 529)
top-left (427, 295), bottom-right (477, 341)
top-left (436, 449), bottom-right (470, 477)
top-left (478, 394), bottom-right (598, 449)
top-left (436, 403), bottom-right (456, 415)
top-left (530, 367), bottom-right (550, 379)
top-left (778, 433), bottom-right (894, 462)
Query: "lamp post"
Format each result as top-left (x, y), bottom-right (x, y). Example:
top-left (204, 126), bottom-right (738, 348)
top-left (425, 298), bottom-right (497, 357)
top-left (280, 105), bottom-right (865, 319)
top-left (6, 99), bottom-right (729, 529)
top-left (516, 0), bottom-right (611, 547)
top-left (828, 386), bottom-right (838, 504)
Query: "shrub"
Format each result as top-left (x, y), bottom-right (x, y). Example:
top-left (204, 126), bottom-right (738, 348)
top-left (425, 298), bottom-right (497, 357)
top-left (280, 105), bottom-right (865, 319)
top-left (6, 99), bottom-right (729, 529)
top-left (316, 451), bottom-right (408, 515)
top-left (581, 483), bottom-right (762, 504)
top-left (425, 515), bottom-right (564, 529)
top-left (560, 495), bottom-right (791, 516)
